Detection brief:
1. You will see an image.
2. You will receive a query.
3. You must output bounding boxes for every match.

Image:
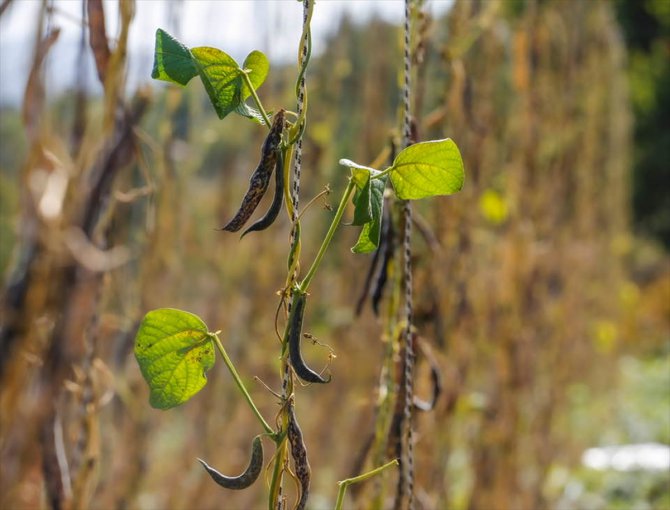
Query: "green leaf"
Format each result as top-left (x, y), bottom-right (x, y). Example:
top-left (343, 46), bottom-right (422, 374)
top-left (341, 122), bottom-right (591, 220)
top-left (389, 139), bottom-right (465, 200)
top-left (338, 160), bottom-right (387, 253)
top-left (240, 50), bottom-right (270, 99)
top-left (151, 29), bottom-right (270, 122)
top-left (352, 176), bottom-right (372, 226)
top-left (134, 308), bottom-right (216, 410)
top-left (151, 29), bottom-right (199, 86)
top-left (190, 46), bottom-right (244, 120)
top-left (352, 176), bottom-right (386, 254)
top-left (235, 51), bottom-right (270, 124)
top-left (235, 102), bottom-right (266, 124)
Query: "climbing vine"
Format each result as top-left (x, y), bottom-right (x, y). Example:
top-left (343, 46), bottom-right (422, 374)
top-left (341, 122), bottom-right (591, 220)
top-left (134, 2), bottom-right (464, 508)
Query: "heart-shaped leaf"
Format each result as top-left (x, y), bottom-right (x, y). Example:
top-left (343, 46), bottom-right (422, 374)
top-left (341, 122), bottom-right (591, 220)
top-left (151, 28), bottom-right (198, 86)
top-left (190, 46), bottom-right (244, 120)
top-left (241, 50), bottom-right (270, 98)
top-left (134, 308), bottom-right (215, 410)
top-left (389, 139), bottom-right (464, 200)
top-left (151, 29), bottom-right (270, 121)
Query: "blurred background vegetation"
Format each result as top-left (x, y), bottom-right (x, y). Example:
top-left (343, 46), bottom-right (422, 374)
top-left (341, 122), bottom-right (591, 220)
top-left (0, 1), bottom-right (668, 509)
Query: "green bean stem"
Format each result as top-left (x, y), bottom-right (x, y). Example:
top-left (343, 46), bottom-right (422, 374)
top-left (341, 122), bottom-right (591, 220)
top-left (240, 70), bottom-right (272, 128)
top-left (211, 333), bottom-right (274, 436)
top-left (299, 179), bottom-right (356, 293)
top-left (334, 459), bottom-right (399, 510)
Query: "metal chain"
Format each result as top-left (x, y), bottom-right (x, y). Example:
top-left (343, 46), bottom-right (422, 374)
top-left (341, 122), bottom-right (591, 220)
top-left (402, 1), bottom-right (416, 509)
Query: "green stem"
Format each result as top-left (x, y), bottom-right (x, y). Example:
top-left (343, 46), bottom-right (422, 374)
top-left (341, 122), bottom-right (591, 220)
top-left (211, 333), bottom-right (274, 436)
top-left (371, 166), bottom-right (393, 180)
top-left (299, 179), bottom-right (355, 293)
top-left (334, 459), bottom-right (399, 510)
top-left (240, 70), bottom-right (272, 128)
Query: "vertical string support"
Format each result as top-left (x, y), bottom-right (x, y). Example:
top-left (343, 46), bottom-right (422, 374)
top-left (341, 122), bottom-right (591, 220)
top-left (290, 0), bottom-right (312, 231)
top-left (283, 0), bottom-right (311, 410)
top-left (278, 2), bottom-right (311, 508)
top-left (401, 1), bottom-right (416, 509)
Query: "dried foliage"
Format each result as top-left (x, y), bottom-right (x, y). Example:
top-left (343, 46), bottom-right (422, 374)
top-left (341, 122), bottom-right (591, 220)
top-left (0, 1), bottom-right (666, 510)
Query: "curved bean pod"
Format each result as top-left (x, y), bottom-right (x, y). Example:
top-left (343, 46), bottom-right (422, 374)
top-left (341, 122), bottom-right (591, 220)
top-left (220, 110), bottom-right (285, 232)
top-left (241, 149), bottom-right (285, 237)
top-left (413, 362), bottom-right (441, 412)
top-left (371, 204), bottom-right (394, 316)
top-left (288, 291), bottom-right (331, 384)
top-left (287, 399), bottom-right (310, 510)
top-left (198, 435), bottom-right (263, 490)
top-left (413, 337), bottom-right (443, 412)
top-left (354, 230), bottom-right (382, 316)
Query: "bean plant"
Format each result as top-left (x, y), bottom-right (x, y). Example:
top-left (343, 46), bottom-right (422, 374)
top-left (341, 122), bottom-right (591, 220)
top-left (134, 7), bottom-right (464, 508)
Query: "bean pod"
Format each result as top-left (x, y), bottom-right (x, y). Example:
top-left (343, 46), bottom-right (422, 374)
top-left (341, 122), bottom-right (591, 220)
top-left (198, 435), bottom-right (263, 490)
top-left (288, 291), bottom-right (331, 384)
top-left (241, 148), bottom-right (285, 237)
top-left (371, 205), bottom-right (394, 316)
top-left (220, 110), bottom-right (285, 232)
top-left (413, 337), bottom-right (442, 412)
top-left (287, 399), bottom-right (310, 510)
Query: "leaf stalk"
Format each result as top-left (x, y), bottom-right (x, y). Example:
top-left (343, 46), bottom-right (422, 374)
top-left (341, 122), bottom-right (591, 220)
top-left (240, 69), bottom-right (272, 128)
top-left (334, 459), bottom-right (399, 510)
top-left (299, 179), bottom-right (356, 293)
top-left (211, 333), bottom-right (275, 437)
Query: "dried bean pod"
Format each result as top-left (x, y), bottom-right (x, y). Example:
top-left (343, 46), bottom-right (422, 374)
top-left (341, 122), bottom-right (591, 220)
top-left (241, 149), bottom-right (285, 237)
top-left (354, 231), bottom-right (383, 316)
top-left (371, 204), bottom-right (395, 315)
top-left (369, 141), bottom-right (396, 315)
top-left (220, 110), bottom-right (285, 232)
top-left (288, 292), bottom-right (331, 384)
top-left (413, 337), bottom-right (443, 412)
top-left (287, 399), bottom-right (310, 510)
top-left (198, 435), bottom-right (263, 490)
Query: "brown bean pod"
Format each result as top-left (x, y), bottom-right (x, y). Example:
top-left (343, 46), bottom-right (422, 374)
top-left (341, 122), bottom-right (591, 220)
top-left (354, 229), bottom-right (383, 316)
top-left (241, 148), bottom-right (285, 237)
top-left (413, 337), bottom-right (443, 412)
top-left (220, 110), bottom-right (285, 232)
top-left (198, 435), bottom-right (263, 490)
top-left (413, 361), bottom-right (441, 412)
top-left (287, 399), bottom-right (310, 510)
top-left (372, 204), bottom-right (395, 315)
top-left (288, 292), bottom-right (331, 384)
